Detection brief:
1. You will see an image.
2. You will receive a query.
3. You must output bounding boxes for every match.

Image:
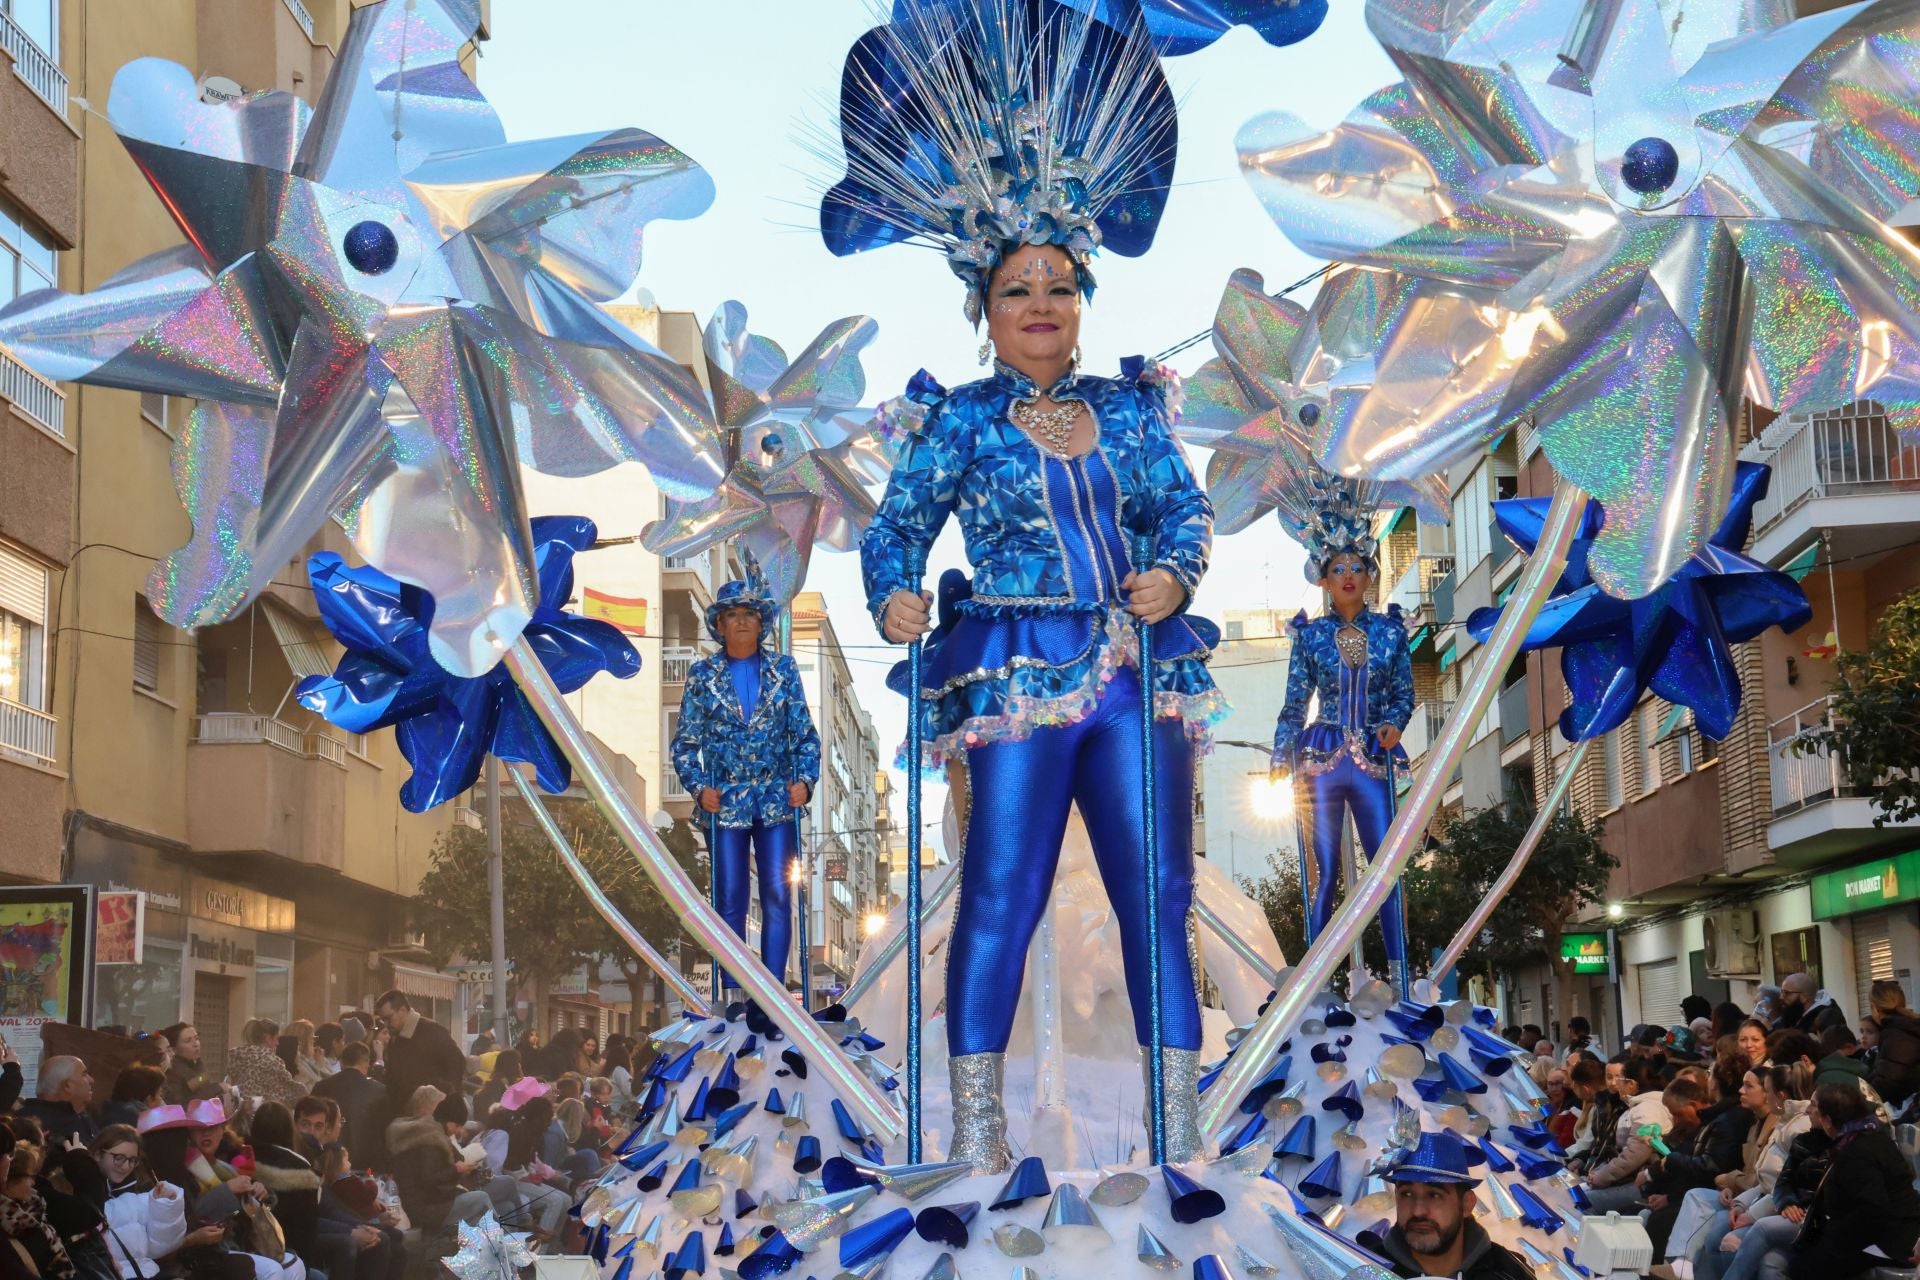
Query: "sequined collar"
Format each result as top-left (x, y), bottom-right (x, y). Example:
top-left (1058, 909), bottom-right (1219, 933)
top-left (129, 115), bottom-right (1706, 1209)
top-left (992, 357), bottom-right (1083, 401)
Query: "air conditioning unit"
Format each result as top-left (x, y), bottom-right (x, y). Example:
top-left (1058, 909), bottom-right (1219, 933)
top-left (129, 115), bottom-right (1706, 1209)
top-left (1703, 909), bottom-right (1763, 978)
top-left (385, 927), bottom-right (429, 952)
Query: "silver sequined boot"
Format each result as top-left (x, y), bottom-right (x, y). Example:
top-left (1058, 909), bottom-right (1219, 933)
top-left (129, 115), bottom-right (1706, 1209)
top-left (1145, 1046), bottom-right (1205, 1163)
top-left (947, 1052), bottom-right (1013, 1174)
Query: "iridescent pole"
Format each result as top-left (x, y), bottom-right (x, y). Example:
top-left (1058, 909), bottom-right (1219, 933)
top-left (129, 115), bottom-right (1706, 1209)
top-left (709, 808), bottom-right (724, 1007)
top-left (503, 638), bottom-right (905, 1142)
top-left (795, 853), bottom-right (811, 1008)
top-left (1198, 481), bottom-right (1590, 1142)
top-left (508, 768), bottom-right (711, 1016)
top-left (1134, 534), bottom-right (1166, 1167)
top-left (1386, 754), bottom-right (1408, 997)
top-left (904, 546), bottom-right (927, 1163)
top-left (1293, 780), bottom-right (1315, 947)
top-left (1428, 736), bottom-right (1594, 990)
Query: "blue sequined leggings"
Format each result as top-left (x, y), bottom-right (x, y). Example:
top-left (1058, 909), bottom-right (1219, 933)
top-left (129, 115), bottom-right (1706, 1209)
top-left (945, 666), bottom-right (1201, 1056)
top-left (1301, 755), bottom-right (1405, 965)
top-left (713, 817), bottom-right (799, 988)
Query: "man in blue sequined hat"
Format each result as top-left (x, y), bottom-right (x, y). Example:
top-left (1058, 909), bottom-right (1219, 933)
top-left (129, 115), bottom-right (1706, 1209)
top-left (671, 565), bottom-right (821, 999)
top-left (1359, 1133), bottom-right (1531, 1280)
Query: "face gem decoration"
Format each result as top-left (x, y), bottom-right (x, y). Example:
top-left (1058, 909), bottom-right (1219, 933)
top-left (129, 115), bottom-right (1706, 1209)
top-left (1239, 0), bottom-right (1920, 599)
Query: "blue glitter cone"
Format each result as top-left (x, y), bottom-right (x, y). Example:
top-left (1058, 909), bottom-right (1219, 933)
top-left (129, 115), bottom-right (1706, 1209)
top-left (683, 1077), bottom-right (712, 1123)
top-left (1436, 1052), bottom-right (1488, 1094)
top-left (990, 1156), bottom-right (1052, 1211)
top-left (1384, 1004), bottom-right (1443, 1042)
top-left (792, 1135), bottom-right (822, 1174)
top-left (710, 1059), bottom-right (744, 1111)
top-left (821, 1156), bottom-right (883, 1194)
top-left (714, 1223), bottom-right (735, 1257)
top-left (736, 1231), bottom-right (800, 1280)
top-left (1220, 1111), bottom-right (1269, 1157)
top-left (709, 1100), bottom-right (759, 1144)
top-left (1506, 1122), bottom-right (1558, 1151)
top-left (1192, 1255), bottom-right (1233, 1280)
top-left (1474, 1137), bottom-right (1511, 1172)
top-left (915, 1201), bottom-right (980, 1250)
top-left (733, 1188), bottom-right (757, 1219)
top-left (1325, 1002), bottom-right (1357, 1029)
top-left (1321, 1081), bottom-right (1363, 1122)
top-left (606, 1258), bottom-right (632, 1280)
top-left (1298, 1151), bottom-right (1345, 1201)
top-left (1514, 1147), bottom-right (1564, 1181)
top-left (1162, 1164), bottom-right (1225, 1224)
top-left (638, 1159), bottom-right (671, 1192)
top-left (1239, 1055), bottom-right (1294, 1113)
top-left (659, 1044), bottom-right (700, 1083)
top-left (1274, 1115), bottom-right (1317, 1163)
top-left (1510, 1182), bottom-right (1566, 1233)
top-left (830, 1099), bottom-right (866, 1145)
top-left (665, 1229), bottom-right (705, 1279)
top-left (1310, 1042), bottom-right (1346, 1065)
top-left (839, 1207), bottom-right (914, 1271)
top-left (764, 1088), bottom-right (786, 1116)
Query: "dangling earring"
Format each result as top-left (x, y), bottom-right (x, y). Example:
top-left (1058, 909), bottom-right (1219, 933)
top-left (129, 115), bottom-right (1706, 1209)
top-left (978, 338), bottom-right (993, 366)
top-left (1073, 343), bottom-right (1083, 367)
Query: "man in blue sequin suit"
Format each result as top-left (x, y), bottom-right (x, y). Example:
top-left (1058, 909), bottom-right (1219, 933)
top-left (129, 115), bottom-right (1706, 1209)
top-left (1272, 547), bottom-right (1415, 980)
top-left (864, 244), bottom-right (1226, 1170)
top-left (670, 575), bottom-right (821, 995)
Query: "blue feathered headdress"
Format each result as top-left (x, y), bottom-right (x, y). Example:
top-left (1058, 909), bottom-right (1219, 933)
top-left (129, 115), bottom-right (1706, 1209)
top-left (817, 0), bottom-right (1179, 325)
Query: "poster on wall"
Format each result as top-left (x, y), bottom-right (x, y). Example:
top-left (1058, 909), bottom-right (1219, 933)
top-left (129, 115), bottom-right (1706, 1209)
top-left (95, 892), bottom-right (145, 967)
top-left (0, 885), bottom-right (93, 1023)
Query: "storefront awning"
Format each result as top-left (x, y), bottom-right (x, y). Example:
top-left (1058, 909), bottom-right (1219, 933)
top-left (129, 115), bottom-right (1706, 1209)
top-left (388, 963), bottom-right (457, 1003)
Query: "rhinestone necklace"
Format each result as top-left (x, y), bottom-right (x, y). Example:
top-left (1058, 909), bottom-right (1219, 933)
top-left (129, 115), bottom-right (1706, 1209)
top-left (1335, 624), bottom-right (1368, 669)
top-left (1011, 399), bottom-right (1087, 456)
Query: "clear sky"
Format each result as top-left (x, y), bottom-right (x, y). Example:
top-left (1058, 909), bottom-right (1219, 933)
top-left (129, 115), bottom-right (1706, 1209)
top-left (481, 1), bottom-right (1398, 844)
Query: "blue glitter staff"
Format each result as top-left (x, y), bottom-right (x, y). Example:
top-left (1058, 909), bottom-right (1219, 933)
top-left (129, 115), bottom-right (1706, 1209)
top-left (904, 544), bottom-right (927, 1164)
top-left (1134, 533), bottom-right (1167, 1167)
top-left (709, 808), bottom-right (723, 1007)
top-left (1386, 752), bottom-right (1407, 998)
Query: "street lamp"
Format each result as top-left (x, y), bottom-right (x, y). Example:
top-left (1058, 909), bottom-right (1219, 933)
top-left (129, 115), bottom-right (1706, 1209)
top-left (864, 911), bottom-right (888, 938)
top-left (1249, 773), bottom-right (1293, 821)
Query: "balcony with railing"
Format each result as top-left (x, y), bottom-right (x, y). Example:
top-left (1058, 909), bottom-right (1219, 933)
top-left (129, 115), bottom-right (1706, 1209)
top-left (0, 344), bottom-right (63, 436)
top-left (663, 552), bottom-right (714, 601)
top-left (0, 8), bottom-right (65, 115)
top-left (1498, 678), bottom-right (1530, 746)
top-left (0, 697), bottom-right (54, 767)
top-left (1387, 554), bottom-right (1455, 627)
top-left (1766, 695), bottom-right (1919, 862)
top-left (662, 645), bottom-right (699, 685)
top-left (1401, 701), bottom-right (1453, 765)
top-left (1741, 403), bottom-right (1920, 565)
top-left (187, 714), bottom-right (351, 870)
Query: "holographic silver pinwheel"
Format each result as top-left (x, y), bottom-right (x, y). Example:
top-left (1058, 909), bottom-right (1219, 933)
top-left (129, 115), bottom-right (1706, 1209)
top-left (1239, 0), bottom-right (1920, 598)
top-left (641, 302), bottom-right (885, 603)
top-left (443, 1214), bottom-right (533, 1280)
top-left (1179, 266), bottom-right (1448, 535)
top-left (0, 0), bottom-right (722, 675)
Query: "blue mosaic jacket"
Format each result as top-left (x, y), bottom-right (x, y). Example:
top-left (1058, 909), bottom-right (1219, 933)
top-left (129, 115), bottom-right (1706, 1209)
top-left (670, 650), bottom-right (821, 828)
top-left (862, 357), bottom-right (1211, 622)
top-left (1272, 606), bottom-right (1415, 777)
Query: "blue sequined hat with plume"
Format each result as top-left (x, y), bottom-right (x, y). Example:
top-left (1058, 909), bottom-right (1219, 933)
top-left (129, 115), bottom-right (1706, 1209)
top-left (816, 0), bottom-right (1179, 325)
top-left (705, 555), bottom-right (782, 644)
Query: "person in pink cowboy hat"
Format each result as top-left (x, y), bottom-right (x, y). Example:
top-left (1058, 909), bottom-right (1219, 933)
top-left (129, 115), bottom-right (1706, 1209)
top-left (142, 1095), bottom-right (308, 1280)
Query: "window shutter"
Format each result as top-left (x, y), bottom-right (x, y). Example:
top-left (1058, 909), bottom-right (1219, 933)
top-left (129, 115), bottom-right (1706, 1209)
top-left (1854, 913), bottom-right (1897, 1021)
top-left (132, 601), bottom-right (160, 691)
top-left (0, 547), bottom-right (47, 625)
top-left (1636, 957), bottom-right (1681, 1030)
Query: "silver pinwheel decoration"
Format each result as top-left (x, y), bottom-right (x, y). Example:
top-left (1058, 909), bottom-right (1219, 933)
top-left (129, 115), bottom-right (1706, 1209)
top-left (0, 0), bottom-right (723, 676)
top-left (442, 1213), bottom-right (533, 1280)
top-left (642, 301), bottom-right (886, 603)
top-left (1238, 0), bottom-right (1920, 598)
top-left (1178, 267), bottom-right (1447, 537)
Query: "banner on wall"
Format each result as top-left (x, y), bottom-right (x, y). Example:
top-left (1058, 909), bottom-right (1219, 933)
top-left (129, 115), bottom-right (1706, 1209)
top-left (96, 892), bottom-right (145, 967)
top-left (0, 885), bottom-right (94, 1024)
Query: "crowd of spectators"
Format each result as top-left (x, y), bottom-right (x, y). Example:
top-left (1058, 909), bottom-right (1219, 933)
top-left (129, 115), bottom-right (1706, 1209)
top-left (1522, 976), bottom-right (1920, 1280)
top-left (0, 993), bottom-right (639, 1280)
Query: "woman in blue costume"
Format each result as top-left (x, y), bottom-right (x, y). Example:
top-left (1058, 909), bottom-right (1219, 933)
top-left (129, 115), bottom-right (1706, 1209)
top-left (826, 0), bottom-right (1224, 1171)
top-left (1270, 505), bottom-right (1415, 987)
top-left (670, 570), bottom-right (821, 1001)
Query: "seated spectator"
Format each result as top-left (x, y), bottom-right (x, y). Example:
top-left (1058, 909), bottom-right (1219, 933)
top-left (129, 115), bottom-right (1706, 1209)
top-left (1867, 980), bottom-right (1920, 1107)
top-left (1564, 1058), bottom-right (1619, 1170)
top-left (3, 1137), bottom-right (74, 1280)
top-left (1581, 1057), bottom-right (1673, 1211)
top-left (102, 1068), bottom-right (168, 1132)
top-left (1813, 1026), bottom-right (1869, 1092)
top-left (226, 1022), bottom-right (304, 1111)
top-left (493, 1093), bottom-right (574, 1244)
top-left (1774, 973), bottom-right (1848, 1038)
top-left (247, 1105), bottom-right (323, 1279)
top-left (93, 1124), bottom-right (187, 1280)
top-left (19, 1058), bottom-right (100, 1149)
top-left (1779, 1083), bottom-right (1920, 1279)
top-left (383, 1087), bottom-right (499, 1242)
top-left (157, 1027), bottom-right (208, 1107)
top-left (291, 1099), bottom-right (340, 1157)
top-left (313, 1027), bottom-right (345, 1081)
top-left (599, 1037), bottom-right (635, 1110)
top-left (1647, 1061), bottom-right (1758, 1257)
top-left (472, 1053), bottom-right (522, 1119)
top-left (1563, 1016), bottom-right (1594, 1059)
top-left (313, 1145), bottom-right (402, 1280)
top-left (1544, 1069), bottom-right (1579, 1150)
top-left (142, 1107), bottom-right (305, 1280)
top-left (1736, 1020), bottom-right (1770, 1069)
top-left (280, 1023), bottom-right (328, 1093)
top-left (1667, 1063), bottom-right (1813, 1280)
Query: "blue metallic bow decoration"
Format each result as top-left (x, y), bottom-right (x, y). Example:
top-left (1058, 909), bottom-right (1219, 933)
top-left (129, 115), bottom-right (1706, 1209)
top-left (1059, 0), bottom-right (1328, 54)
top-left (1466, 462), bottom-right (1811, 742)
top-left (297, 515), bottom-right (641, 812)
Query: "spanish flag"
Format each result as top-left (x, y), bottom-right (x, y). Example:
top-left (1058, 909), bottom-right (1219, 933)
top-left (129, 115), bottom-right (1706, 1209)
top-left (1802, 630), bottom-right (1837, 660)
top-left (582, 588), bottom-right (648, 637)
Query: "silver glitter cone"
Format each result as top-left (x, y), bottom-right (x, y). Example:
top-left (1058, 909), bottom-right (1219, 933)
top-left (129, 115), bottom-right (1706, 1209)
top-left (1039, 1184), bottom-right (1109, 1252)
top-left (1135, 1224), bottom-right (1180, 1272)
top-left (990, 1224), bottom-right (1042, 1258)
top-left (770, 1186), bottom-right (877, 1251)
top-left (1089, 1171), bottom-right (1148, 1206)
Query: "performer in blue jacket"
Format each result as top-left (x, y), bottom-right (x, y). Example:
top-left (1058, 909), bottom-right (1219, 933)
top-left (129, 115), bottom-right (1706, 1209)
top-left (670, 570), bottom-right (821, 994)
top-left (1271, 489), bottom-right (1416, 978)
top-left (828, 0), bottom-right (1223, 1169)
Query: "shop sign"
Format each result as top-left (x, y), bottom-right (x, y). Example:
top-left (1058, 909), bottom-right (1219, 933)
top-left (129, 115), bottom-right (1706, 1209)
top-left (188, 931), bottom-right (256, 972)
top-left (1811, 849), bottom-right (1920, 919)
top-left (549, 967), bottom-right (591, 997)
top-left (824, 855), bottom-right (848, 883)
top-left (95, 892), bottom-right (145, 966)
top-left (1560, 932), bottom-right (1611, 975)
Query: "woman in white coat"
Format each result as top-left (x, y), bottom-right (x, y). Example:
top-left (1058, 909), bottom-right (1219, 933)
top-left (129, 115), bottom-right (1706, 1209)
top-left (91, 1125), bottom-right (187, 1279)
